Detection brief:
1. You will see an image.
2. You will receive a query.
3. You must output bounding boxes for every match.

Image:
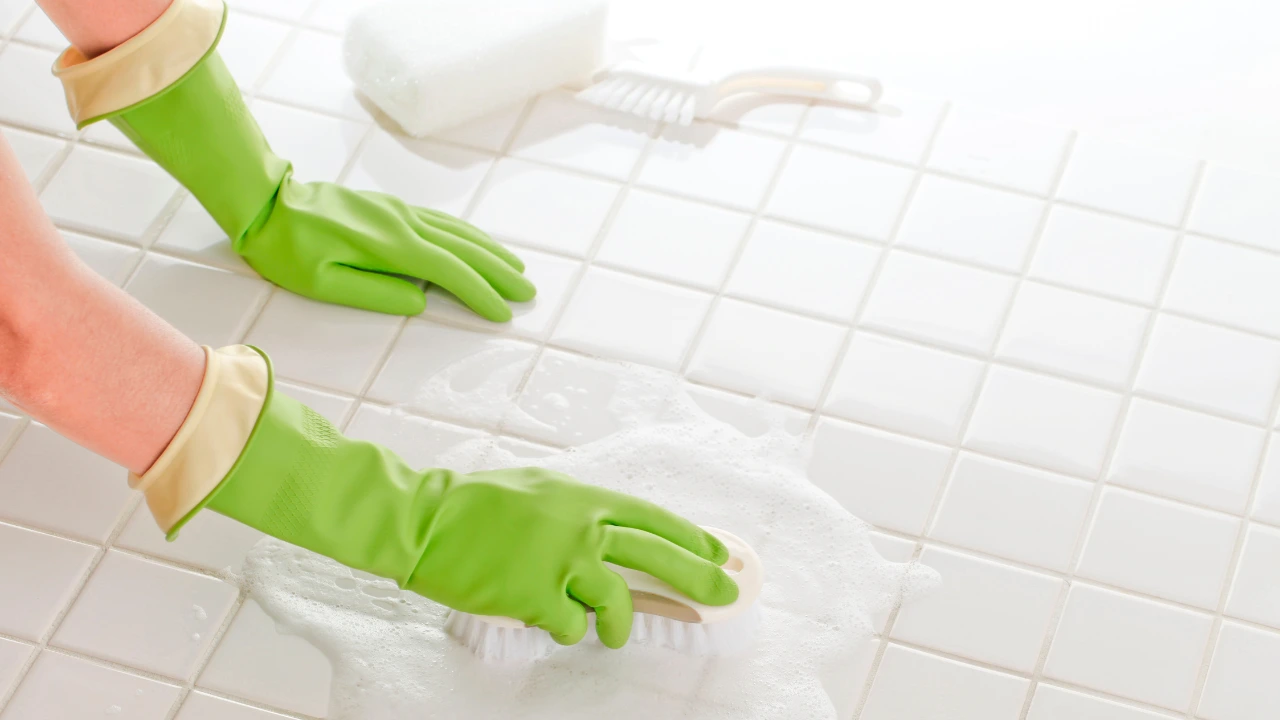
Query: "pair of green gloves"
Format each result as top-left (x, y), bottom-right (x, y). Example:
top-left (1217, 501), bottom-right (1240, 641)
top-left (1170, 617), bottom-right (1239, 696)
top-left (101, 43), bottom-right (737, 644)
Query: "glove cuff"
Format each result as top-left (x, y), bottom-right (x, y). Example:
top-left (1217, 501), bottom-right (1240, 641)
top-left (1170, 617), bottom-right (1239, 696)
top-left (129, 344), bottom-right (269, 536)
top-left (52, 0), bottom-right (226, 128)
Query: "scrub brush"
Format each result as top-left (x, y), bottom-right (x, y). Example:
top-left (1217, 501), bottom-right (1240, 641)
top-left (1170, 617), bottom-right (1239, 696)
top-left (445, 526), bottom-right (764, 662)
top-left (576, 62), bottom-right (883, 125)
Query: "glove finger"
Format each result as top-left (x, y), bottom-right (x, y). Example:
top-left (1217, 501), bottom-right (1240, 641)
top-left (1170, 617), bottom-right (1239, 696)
top-left (601, 491), bottom-right (729, 565)
top-left (416, 208), bottom-right (526, 272)
top-left (410, 215), bottom-right (536, 303)
top-left (537, 597), bottom-right (590, 646)
top-left (401, 241), bottom-right (513, 322)
top-left (321, 265), bottom-right (427, 316)
top-left (568, 566), bottom-right (634, 649)
top-left (604, 526), bottom-right (739, 607)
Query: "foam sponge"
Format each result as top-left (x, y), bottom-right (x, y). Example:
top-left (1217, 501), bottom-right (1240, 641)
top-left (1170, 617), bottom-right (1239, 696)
top-left (345, 0), bottom-right (608, 137)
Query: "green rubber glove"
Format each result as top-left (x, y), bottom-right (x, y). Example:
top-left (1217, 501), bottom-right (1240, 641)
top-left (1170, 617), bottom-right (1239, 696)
top-left (109, 51), bottom-right (534, 320)
top-left (202, 366), bottom-right (739, 648)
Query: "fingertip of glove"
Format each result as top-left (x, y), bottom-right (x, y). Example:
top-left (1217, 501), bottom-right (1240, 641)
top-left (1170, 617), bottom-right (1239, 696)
top-left (702, 531), bottom-right (730, 565)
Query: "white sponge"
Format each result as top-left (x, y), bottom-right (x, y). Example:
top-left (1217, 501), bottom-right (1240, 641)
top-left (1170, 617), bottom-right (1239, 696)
top-left (345, 0), bottom-right (608, 137)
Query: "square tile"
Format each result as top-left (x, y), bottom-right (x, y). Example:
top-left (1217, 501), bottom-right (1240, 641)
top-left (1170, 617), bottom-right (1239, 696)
top-left (929, 107), bottom-right (1070, 194)
top-left (115, 504), bottom-right (264, 575)
top-left (807, 417), bottom-right (952, 534)
top-left (1165, 235), bottom-right (1280, 338)
top-left (53, 551), bottom-right (238, 679)
top-left (0, 44), bottom-right (77, 135)
top-left (304, 0), bottom-right (382, 31)
top-left (1044, 583), bottom-right (1212, 710)
top-left (220, 11), bottom-right (291, 90)
top-left (507, 350), bottom-right (642, 446)
top-left (345, 404), bottom-right (486, 469)
top-left (0, 522), bottom-right (95, 641)
top-left (0, 637), bottom-right (34, 700)
top-left (861, 251), bottom-right (1017, 354)
top-left (80, 121), bottom-right (139, 154)
top-left (510, 90), bottom-right (653, 180)
top-left (1189, 164), bottom-right (1280, 252)
top-left (13, 6), bottom-right (64, 47)
top-left (1199, 622), bottom-right (1280, 720)
top-left (824, 332), bottom-right (985, 444)
top-left (727, 221), bottom-right (879, 321)
top-left (638, 124), bottom-right (788, 210)
top-left (198, 599), bottom-right (332, 718)
top-left (1226, 525), bottom-right (1280, 629)
top-left (1028, 684), bottom-right (1174, 720)
top-left (965, 366), bottom-right (1123, 477)
top-left (0, 0), bottom-right (27, 34)
top-left (1078, 488), bottom-right (1239, 608)
top-left (996, 281), bottom-right (1150, 387)
top-left (152, 195), bottom-right (255, 273)
top-left (1253, 434), bottom-right (1280, 525)
top-left (686, 299), bottom-right (845, 407)
top-left (423, 247), bottom-right (581, 339)
top-left (552, 268), bottom-right (711, 369)
top-left (1109, 399), bottom-right (1265, 514)
top-left (1135, 314), bottom-right (1280, 423)
top-left (862, 644), bottom-right (1028, 720)
top-left (259, 30), bottom-right (369, 120)
top-left (766, 144), bottom-right (915, 240)
top-left (125, 254), bottom-right (271, 347)
top-left (0, 422), bottom-right (132, 542)
top-left (2, 651), bottom-right (180, 720)
top-left (931, 453), bottom-right (1092, 571)
top-left (1029, 206), bottom-right (1176, 305)
top-left (683, 384), bottom-right (810, 439)
top-left (892, 546), bottom-right (1062, 671)
top-left (1058, 136), bottom-right (1200, 225)
top-left (2, 125), bottom-right (64, 181)
top-left (273, 381), bottom-right (356, 425)
top-left (40, 146), bottom-right (178, 242)
top-left (243, 291), bottom-right (403, 394)
top-left (595, 189), bottom-right (750, 290)
top-left (344, 129), bottom-right (494, 217)
top-left (469, 159), bottom-right (621, 256)
top-left (177, 692), bottom-right (295, 720)
top-left (225, 0), bottom-right (312, 21)
top-left (800, 89), bottom-right (946, 165)
top-left (896, 174), bottom-right (1046, 271)
top-left (253, 100), bottom-right (366, 184)
top-left (62, 231), bottom-right (141, 286)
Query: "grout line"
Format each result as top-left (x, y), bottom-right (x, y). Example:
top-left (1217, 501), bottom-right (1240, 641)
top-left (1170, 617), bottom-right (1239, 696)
top-left (160, 593), bottom-right (247, 720)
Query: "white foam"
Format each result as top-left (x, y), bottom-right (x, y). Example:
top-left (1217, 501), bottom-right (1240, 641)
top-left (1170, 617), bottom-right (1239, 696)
top-left (240, 362), bottom-right (938, 719)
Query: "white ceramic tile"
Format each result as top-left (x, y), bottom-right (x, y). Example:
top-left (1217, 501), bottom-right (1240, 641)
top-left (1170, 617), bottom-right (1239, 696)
top-left (861, 250), bottom-right (1017, 354)
top-left (553, 268), bottom-right (711, 369)
top-left (198, 600), bottom-right (331, 718)
top-left (115, 502), bottom-right (264, 575)
top-left (304, 0), bottom-right (381, 31)
top-left (0, 422), bottom-right (132, 542)
top-left (800, 89), bottom-right (946, 165)
top-left (825, 332), bottom-right (985, 444)
top-left (1028, 685), bottom-right (1174, 720)
top-left (931, 453), bottom-right (1092, 571)
top-left (1166, 235), bottom-right (1280, 338)
top-left (125, 254), bottom-right (270, 347)
top-left (1189, 164), bottom-right (1280, 252)
top-left (225, 0), bottom-right (312, 21)
top-left (595, 189), bottom-right (750, 290)
top-left (273, 381), bottom-right (355, 425)
top-left (686, 299), bottom-right (845, 407)
top-left (243, 291), bottom-right (402, 393)
top-left (638, 124), bottom-right (788, 210)
top-left (1199, 622), bottom-right (1280, 720)
top-left (13, 6), bottom-right (63, 47)
top-left (1058, 136), bottom-right (1200, 225)
top-left (1045, 583), bottom-right (1212, 710)
top-left (2, 651), bottom-right (180, 720)
top-left (1135, 314), bottom-right (1280, 423)
top-left (1109, 399), bottom-right (1265, 513)
top-left (259, 30), bottom-right (369, 120)
top-left (861, 643), bottom-right (1029, 720)
top-left (0, 637), bottom-right (33, 700)
top-left (896, 174), bottom-right (1045, 271)
top-left (929, 107), bottom-right (1070, 194)
top-left (507, 350), bottom-right (641, 446)
top-left (345, 404), bottom-right (486, 469)
top-left (177, 692), bottom-right (294, 720)
top-left (152, 195), bottom-right (255, 273)
top-left (966, 366), bottom-right (1123, 477)
top-left (0, 411), bottom-right (18, 441)
top-left (510, 90), bottom-right (653, 180)
top-left (220, 11), bottom-right (291, 90)
top-left (0, 522), bottom-right (95, 641)
top-left (344, 129), bottom-right (494, 217)
top-left (253, 101), bottom-right (365, 184)
top-left (807, 417), bottom-right (952, 534)
top-left (683, 384), bottom-right (810, 439)
top-left (767, 144), bottom-right (915, 241)
top-left (41, 146), bottom-right (178, 242)
top-left (1079, 488), bottom-right (1239, 608)
top-left (469, 158), bottom-right (621, 256)
top-left (1253, 434), bottom-right (1280, 525)
top-left (1226, 525), bottom-right (1280, 629)
top-left (996, 281), bottom-right (1150, 387)
top-left (432, 101), bottom-right (526, 153)
top-left (53, 551), bottom-right (238, 679)
top-left (423, 247), bottom-right (581, 339)
top-left (0, 44), bottom-right (77, 135)
top-left (80, 121), bottom-right (140, 154)
top-left (0, 0), bottom-right (26, 34)
top-left (62, 231), bottom-right (141, 286)
top-left (1030, 206), bottom-right (1177, 305)
top-left (727, 221), bottom-right (879, 321)
top-left (893, 546), bottom-right (1062, 671)
top-left (1, 125), bottom-right (63, 181)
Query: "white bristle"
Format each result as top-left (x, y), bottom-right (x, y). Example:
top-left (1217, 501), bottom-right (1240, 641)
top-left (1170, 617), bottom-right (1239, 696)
top-left (662, 92), bottom-right (686, 123)
top-left (631, 85), bottom-right (663, 116)
top-left (647, 88), bottom-right (674, 120)
top-left (617, 83), bottom-right (650, 112)
top-left (677, 95), bottom-right (698, 125)
top-left (444, 611), bottom-right (558, 663)
top-left (603, 80), bottom-right (636, 109)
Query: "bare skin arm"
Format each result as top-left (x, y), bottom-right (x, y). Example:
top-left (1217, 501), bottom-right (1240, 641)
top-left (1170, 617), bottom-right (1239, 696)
top-left (35, 0), bottom-right (173, 58)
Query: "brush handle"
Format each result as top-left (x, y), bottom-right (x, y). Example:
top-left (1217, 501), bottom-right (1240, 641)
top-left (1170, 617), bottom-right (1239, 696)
top-left (714, 66), bottom-right (883, 108)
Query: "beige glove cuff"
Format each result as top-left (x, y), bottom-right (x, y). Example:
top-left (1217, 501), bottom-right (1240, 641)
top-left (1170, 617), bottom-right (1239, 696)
top-left (52, 0), bottom-right (225, 127)
top-left (129, 345), bottom-right (268, 534)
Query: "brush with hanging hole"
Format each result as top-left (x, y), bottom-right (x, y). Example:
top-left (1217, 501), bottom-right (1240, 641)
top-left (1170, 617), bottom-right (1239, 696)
top-left (575, 61), bottom-right (883, 125)
top-left (445, 526), bottom-right (764, 662)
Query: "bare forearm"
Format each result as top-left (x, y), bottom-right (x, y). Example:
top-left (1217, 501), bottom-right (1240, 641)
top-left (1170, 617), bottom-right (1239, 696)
top-left (0, 135), bottom-right (203, 475)
top-left (36, 0), bottom-right (173, 58)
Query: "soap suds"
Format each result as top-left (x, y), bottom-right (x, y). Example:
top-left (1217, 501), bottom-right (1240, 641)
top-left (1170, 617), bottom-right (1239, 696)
top-left (241, 361), bottom-right (938, 719)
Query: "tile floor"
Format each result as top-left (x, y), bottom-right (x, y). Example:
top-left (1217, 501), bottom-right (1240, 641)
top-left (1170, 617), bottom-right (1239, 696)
top-left (2, 1), bottom-right (1280, 719)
